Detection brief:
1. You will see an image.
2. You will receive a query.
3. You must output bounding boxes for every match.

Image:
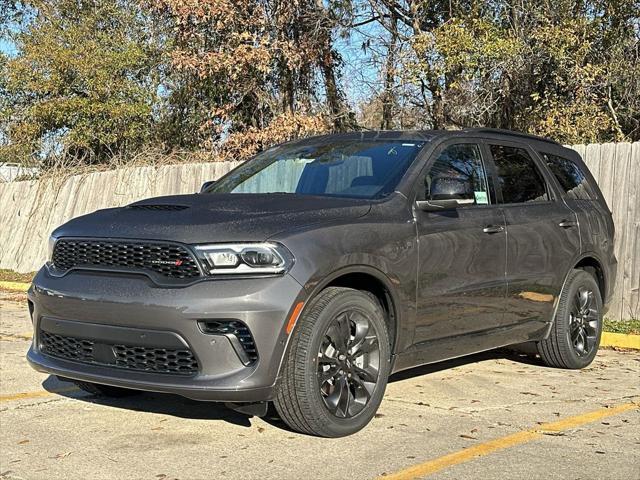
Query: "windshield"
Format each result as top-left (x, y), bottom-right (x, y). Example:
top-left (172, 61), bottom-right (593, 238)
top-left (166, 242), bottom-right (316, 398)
top-left (206, 139), bottom-right (426, 199)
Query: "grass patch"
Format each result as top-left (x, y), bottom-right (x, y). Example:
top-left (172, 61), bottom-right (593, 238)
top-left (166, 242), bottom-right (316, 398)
top-left (603, 318), bottom-right (640, 335)
top-left (0, 269), bottom-right (36, 283)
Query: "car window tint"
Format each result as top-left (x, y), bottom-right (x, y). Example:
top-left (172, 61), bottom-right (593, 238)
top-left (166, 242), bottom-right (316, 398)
top-left (425, 144), bottom-right (490, 205)
top-left (490, 145), bottom-right (549, 203)
top-left (540, 152), bottom-right (595, 200)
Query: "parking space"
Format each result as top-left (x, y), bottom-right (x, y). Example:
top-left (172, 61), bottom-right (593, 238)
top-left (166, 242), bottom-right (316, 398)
top-left (1, 294), bottom-right (639, 480)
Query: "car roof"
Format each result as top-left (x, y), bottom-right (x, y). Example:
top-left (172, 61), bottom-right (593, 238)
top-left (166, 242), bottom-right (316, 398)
top-left (298, 128), bottom-right (561, 147)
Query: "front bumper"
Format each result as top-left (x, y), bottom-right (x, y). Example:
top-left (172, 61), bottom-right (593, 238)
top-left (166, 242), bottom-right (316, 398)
top-left (26, 268), bottom-right (306, 402)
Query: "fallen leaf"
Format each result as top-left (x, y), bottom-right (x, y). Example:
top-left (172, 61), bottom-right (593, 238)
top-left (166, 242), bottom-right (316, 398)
top-left (459, 434), bottom-right (477, 440)
top-left (17, 440), bottom-right (29, 445)
top-left (257, 427), bottom-right (265, 433)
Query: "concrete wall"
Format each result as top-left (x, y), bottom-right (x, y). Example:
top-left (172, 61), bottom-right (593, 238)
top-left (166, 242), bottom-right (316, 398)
top-left (0, 143), bottom-right (638, 320)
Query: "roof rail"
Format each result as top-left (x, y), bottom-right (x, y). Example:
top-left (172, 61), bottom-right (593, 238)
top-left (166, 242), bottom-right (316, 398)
top-left (463, 128), bottom-right (561, 146)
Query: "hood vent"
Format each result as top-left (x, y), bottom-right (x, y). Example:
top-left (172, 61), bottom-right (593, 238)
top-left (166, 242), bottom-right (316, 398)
top-left (128, 204), bottom-right (189, 211)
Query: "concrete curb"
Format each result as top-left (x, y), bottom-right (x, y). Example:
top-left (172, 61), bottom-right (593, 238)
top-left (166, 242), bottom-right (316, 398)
top-left (0, 281), bottom-right (30, 292)
top-left (601, 332), bottom-right (640, 350)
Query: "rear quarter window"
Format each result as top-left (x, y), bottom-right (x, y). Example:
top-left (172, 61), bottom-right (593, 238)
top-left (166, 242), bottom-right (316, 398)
top-left (540, 152), bottom-right (596, 200)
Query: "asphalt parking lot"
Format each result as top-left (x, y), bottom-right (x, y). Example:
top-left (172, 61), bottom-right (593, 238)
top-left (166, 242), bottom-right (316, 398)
top-left (1, 293), bottom-right (639, 480)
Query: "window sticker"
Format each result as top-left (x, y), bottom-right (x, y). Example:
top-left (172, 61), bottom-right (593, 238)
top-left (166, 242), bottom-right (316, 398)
top-left (474, 191), bottom-right (488, 205)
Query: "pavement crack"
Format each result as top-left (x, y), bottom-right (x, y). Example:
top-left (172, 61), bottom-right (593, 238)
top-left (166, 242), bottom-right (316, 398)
top-left (0, 396), bottom-right (82, 412)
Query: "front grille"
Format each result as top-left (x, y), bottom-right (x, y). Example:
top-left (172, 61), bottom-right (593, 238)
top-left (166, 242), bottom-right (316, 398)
top-left (40, 331), bottom-right (199, 375)
top-left (52, 239), bottom-right (201, 279)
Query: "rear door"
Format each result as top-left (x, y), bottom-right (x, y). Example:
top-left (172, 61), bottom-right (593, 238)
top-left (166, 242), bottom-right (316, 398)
top-left (485, 141), bottom-right (581, 329)
top-left (413, 140), bottom-right (507, 344)
top-left (537, 150), bottom-right (614, 257)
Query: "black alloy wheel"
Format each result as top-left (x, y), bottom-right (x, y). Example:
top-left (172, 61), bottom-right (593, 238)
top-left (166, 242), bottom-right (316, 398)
top-left (317, 309), bottom-right (381, 418)
top-left (538, 269), bottom-right (603, 369)
top-left (569, 286), bottom-right (599, 357)
top-left (274, 287), bottom-right (390, 437)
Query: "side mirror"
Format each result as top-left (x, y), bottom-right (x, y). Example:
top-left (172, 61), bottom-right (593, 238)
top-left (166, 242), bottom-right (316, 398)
top-left (416, 199), bottom-right (460, 211)
top-left (416, 175), bottom-right (472, 211)
top-left (200, 180), bottom-right (215, 193)
top-left (429, 176), bottom-right (472, 200)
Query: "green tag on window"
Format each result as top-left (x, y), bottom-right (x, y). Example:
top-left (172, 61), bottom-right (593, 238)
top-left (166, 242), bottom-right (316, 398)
top-left (474, 191), bottom-right (488, 205)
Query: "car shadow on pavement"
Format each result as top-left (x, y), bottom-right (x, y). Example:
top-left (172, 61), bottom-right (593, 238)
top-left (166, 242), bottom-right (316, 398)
top-left (40, 347), bottom-right (542, 433)
top-left (41, 376), bottom-right (255, 428)
top-left (388, 347), bottom-right (545, 383)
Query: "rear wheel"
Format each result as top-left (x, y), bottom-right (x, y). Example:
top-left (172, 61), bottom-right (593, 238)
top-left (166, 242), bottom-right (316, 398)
top-left (73, 381), bottom-right (141, 397)
top-left (274, 287), bottom-right (391, 437)
top-left (537, 269), bottom-right (603, 369)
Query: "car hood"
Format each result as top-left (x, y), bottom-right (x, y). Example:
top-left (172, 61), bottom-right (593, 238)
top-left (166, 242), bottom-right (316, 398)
top-left (52, 193), bottom-right (372, 244)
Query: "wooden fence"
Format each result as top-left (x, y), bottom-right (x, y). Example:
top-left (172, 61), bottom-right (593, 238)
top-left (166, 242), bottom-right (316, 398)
top-left (571, 143), bottom-right (639, 322)
top-left (0, 143), bottom-right (637, 320)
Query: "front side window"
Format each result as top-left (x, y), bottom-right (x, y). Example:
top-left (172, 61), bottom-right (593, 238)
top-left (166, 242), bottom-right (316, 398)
top-left (490, 145), bottom-right (549, 204)
top-left (206, 140), bottom-right (426, 199)
top-left (423, 144), bottom-right (490, 205)
top-left (540, 152), bottom-right (595, 200)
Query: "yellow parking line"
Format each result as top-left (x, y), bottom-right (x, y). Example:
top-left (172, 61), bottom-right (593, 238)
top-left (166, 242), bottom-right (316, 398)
top-left (0, 387), bottom-right (79, 403)
top-left (380, 402), bottom-right (639, 480)
top-left (0, 281), bottom-right (30, 292)
top-left (0, 332), bottom-right (33, 341)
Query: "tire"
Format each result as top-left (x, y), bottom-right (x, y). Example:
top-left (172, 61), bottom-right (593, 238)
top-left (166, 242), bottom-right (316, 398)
top-left (537, 269), bottom-right (603, 369)
top-left (274, 287), bottom-right (391, 437)
top-left (73, 381), bottom-right (141, 397)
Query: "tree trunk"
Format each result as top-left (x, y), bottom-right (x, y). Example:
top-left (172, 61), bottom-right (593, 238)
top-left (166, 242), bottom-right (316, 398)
top-left (313, 0), bottom-right (352, 131)
top-left (381, 11), bottom-right (398, 130)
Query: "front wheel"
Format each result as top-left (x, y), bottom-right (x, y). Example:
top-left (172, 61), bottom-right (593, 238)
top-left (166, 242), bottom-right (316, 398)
top-left (537, 269), bottom-right (603, 369)
top-left (274, 287), bottom-right (391, 437)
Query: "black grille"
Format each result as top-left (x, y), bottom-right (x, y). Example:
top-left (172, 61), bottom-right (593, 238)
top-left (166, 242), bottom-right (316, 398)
top-left (40, 331), bottom-right (199, 375)
top-left (52, 239), bottom-right (201, 279)
top-left (199, 320), bottom-right (258, 364)
top-left (128, 204), bottom-right (189, 211)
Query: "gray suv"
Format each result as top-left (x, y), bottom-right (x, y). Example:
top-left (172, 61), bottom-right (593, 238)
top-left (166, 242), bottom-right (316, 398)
top-left (27, 129), bottom-right (616, 437)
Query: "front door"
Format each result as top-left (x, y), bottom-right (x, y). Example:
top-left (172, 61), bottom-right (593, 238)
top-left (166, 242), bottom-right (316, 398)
top-left (413, 142), bottom-right (507, 345)
top-left (486, 142), bottom-right (581, 329)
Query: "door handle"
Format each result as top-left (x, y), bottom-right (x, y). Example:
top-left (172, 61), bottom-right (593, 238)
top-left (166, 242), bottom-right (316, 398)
top-left (483, 225), bottom-right (505, 234)
top-left (558, 220), bottom-right (577, 228)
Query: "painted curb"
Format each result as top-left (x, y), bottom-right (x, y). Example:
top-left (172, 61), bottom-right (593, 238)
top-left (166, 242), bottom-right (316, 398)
top-left (601, 332), bottom-right (640, 350)
top-left (0, 281), bottom-right (30, 292)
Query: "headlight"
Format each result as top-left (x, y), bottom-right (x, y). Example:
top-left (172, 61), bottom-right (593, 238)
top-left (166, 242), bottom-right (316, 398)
top-left (48, 235), bottom-right (58, 261)
top-left (194, 243), bottom-right (293, 275)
